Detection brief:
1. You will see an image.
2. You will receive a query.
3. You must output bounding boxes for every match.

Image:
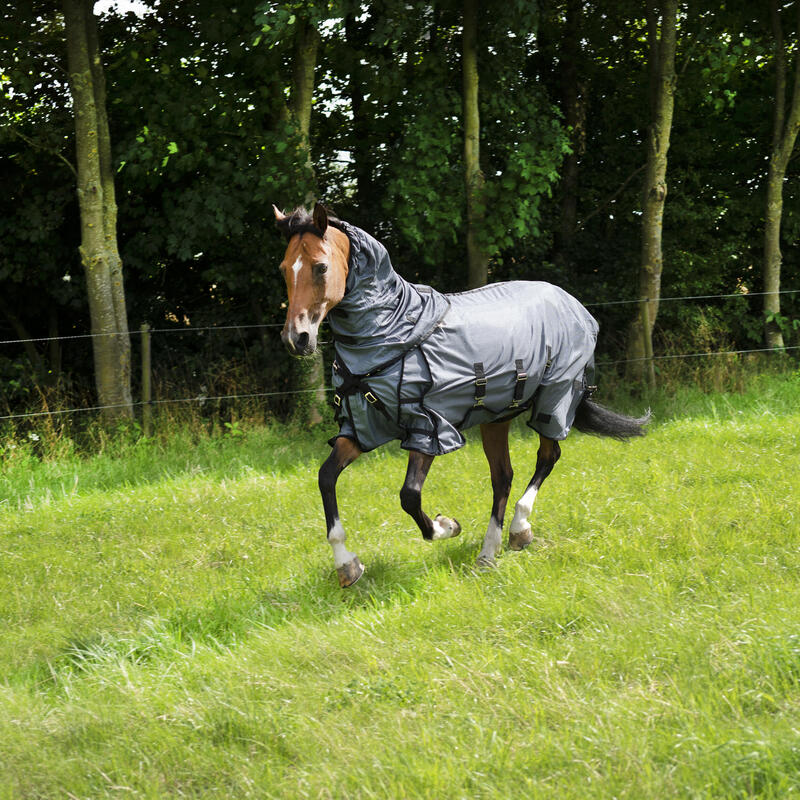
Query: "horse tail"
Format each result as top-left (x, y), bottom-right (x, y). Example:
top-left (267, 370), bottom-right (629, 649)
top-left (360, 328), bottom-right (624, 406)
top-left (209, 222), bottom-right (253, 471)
top-left (572, 393), bottom-right (651, 441)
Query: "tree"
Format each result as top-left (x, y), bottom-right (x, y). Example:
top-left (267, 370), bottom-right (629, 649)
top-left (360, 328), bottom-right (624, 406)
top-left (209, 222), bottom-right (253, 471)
top-left (626, 0), bottom-right (679, 381)
top-left (63, 0), bottom-right (133, 418)
top-left (763, 0), bottom-right (800, 349)
top-left (255, 3), bottom-right (330, 422)
top-left (462, 0), bottom-right (488, 288)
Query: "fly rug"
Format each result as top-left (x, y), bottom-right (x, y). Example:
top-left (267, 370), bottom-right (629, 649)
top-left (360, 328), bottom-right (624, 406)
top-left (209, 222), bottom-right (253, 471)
top-left (275, 203), bottom-right (650, 587)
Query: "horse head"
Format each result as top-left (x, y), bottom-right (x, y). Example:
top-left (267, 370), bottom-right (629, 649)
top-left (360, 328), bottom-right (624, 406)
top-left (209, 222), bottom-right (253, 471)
top-left (274, 203), bottom-right (350, 356)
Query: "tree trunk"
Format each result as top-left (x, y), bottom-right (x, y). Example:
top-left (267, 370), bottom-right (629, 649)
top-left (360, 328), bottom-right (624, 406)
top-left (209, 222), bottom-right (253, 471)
top-left (287, 16), bottom-right (325, 423)
top-left (462, 0), bottom-right (488, 289)
top-left (289, 16), bottom-right (319, 207)
top-left (626, 0), bottom-right (678, 382)
top-left (63, 0), bottom-right (132, 419)
top-left (763, 0), bottom-right (800, 349)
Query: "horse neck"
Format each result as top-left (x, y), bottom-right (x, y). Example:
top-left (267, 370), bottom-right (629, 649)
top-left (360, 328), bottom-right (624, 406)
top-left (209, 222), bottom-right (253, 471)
top-left (326, 230), bottom-right (414, 360)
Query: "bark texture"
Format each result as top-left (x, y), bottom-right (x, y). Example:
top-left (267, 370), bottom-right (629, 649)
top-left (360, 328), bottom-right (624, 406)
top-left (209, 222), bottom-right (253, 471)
top-left (626, 0), bottom-right (678, 380)
top-left (763, 0), bottom-right (800, 349)
top-left (463, 0), bottom-right (489, 288)
top-left (63, 0), bottom-right (132, 418)
top-left (289, 17), bottom-right (319, 207)
top-left (287, 16), bottom-right (325, 423)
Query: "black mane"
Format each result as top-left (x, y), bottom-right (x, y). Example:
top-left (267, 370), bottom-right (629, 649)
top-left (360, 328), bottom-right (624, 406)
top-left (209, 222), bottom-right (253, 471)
top-left (275, 206), bottom-right (346, 240)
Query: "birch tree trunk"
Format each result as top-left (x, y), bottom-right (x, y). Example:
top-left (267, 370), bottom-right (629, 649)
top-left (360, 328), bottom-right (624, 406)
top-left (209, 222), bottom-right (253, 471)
top-left (63, 0), bottom-right (132, 419)
top-left (626, 0), bottom-right (678, 382)
top-left (763, 0), bottom-right (800, 349)
top-left (463, 0), bottom-right (489, 288)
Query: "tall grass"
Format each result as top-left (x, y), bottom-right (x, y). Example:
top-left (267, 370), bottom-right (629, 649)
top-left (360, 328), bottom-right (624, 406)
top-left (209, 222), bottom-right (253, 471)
top-left (1, 368), bottom-right (799, 797)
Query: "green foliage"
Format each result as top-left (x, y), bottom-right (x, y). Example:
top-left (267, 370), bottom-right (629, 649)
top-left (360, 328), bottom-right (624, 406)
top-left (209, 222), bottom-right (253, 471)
top-left (2, 0), bottom-right (800, 422)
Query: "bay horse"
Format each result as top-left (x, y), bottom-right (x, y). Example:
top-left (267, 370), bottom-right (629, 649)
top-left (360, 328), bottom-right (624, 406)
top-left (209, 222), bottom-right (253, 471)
top-left (275, 203), bottom-right (649, 587)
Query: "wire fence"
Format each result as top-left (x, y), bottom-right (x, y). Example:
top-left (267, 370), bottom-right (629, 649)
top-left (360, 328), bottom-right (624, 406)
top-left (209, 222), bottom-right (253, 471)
top-left (1, 288), bottom-right (797, 347)
top-left (0, 388), bottom-right (330, 422)
top-left (0, 288), bottom-right (798, 423)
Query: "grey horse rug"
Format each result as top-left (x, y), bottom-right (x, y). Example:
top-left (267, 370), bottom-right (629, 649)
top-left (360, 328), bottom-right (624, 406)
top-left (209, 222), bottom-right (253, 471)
top-left (328, 221), bottom-right (599, 456)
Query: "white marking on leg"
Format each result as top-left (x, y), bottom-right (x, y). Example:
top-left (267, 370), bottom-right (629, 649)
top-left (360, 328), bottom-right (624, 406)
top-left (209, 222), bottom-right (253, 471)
top-left (509, 485), bottom-right (538, 535)
top-left (328, 519), bottom-right (357, 568)
top-left (477, 516), bottom-right (503, 563)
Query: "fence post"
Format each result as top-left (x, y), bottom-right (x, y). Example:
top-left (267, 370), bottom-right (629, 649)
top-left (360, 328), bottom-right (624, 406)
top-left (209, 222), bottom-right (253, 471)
top-left (141, 322), bottom-right (152, 436)
top-left (640, 299), bottom-right (657, 389)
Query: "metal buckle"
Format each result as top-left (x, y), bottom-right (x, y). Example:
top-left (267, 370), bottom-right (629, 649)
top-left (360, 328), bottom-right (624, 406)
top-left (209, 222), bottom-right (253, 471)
top-left (475, 377), bottom-right (487, 386)
top-left (333, 394), bottom-right (342, 407)
top-left (516, 372), bottom-right (527, 382)
top-left (475, 397), bottom-right (485, 406)
top-left (364, 391), bottom-right (378, 405)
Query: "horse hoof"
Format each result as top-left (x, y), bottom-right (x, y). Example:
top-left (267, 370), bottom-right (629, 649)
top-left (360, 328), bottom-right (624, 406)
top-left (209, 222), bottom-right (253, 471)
top-left (337, 557), bottom-right (365, 588)
top-left (433, 515), bottom-right (461, 540)
top-left (508, 525), bottom-right (534, 551)
top-left (475, 555), bottom-right (496, 571)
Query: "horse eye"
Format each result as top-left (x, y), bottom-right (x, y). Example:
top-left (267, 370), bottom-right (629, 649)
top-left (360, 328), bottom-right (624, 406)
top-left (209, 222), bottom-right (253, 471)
top-left (314, 262), bottom-right (328, 276)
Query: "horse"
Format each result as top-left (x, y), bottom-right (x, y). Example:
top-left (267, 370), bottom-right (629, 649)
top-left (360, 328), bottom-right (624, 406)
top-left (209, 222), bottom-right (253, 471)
top-left (274, 203), bottom-right (650, 588)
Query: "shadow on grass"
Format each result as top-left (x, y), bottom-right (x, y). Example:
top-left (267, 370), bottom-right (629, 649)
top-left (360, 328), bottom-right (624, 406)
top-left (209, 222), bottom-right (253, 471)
top-left (19, 535), bottom-right (489, 692)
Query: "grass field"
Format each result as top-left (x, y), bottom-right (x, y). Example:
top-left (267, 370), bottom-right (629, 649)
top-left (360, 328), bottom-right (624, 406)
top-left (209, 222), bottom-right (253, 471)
top-left (1, 371), bottom-right (799, 798)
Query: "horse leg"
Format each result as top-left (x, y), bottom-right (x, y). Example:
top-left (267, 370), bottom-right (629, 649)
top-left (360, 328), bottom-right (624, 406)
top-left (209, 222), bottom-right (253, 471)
top-left (400, 451), bottom-right (461, 540)
top-left (508, 435), bottom-right (561, 550)
top-left (318, 437), bottom-right (364, 587)
top-left (476, 421), bottom-right (514, 567)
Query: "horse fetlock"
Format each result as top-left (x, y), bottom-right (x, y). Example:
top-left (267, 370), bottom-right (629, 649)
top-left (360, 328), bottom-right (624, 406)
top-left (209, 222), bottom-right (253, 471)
top-left (432, 514), bottom-right (461, 540)
top-left (336, 556), bottom-right (365, 588)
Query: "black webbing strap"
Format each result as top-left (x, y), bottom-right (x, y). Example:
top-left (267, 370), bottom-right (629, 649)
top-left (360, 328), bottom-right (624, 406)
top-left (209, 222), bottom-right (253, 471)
top-left (509, 359), bottom-right (527, 408)
top-left (473, 362), bottom-right (486, 407)
top-left (332, 357), bottom-right (393, 422)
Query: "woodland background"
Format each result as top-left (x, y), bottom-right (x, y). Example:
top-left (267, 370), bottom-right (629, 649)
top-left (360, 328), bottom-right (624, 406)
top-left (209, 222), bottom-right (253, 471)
top-left (1, 0), bottom-right (799, 424)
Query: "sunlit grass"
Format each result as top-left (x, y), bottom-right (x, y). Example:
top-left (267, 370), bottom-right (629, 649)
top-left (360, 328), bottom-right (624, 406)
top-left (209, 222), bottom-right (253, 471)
top-left (1, 371), bottom-right (799, 797)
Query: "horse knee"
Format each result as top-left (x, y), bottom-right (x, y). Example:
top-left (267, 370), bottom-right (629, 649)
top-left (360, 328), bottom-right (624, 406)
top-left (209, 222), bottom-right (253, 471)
top-left (399, 484), bottom-right (420, 516)
top-left (537, 440), bottom-right (561, 470)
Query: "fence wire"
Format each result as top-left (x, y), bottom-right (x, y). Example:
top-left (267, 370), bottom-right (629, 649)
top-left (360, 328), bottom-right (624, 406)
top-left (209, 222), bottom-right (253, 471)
top-left (1, 288), bottom-right (798, 423)
top-left (0, 387), bottom-right (332, 422)
top-left (1, 287), bottom-right (798, 347)
top-left (0, 344), bottom-right (796, 423)
top-left (0, 322), bottom-right (284, 348)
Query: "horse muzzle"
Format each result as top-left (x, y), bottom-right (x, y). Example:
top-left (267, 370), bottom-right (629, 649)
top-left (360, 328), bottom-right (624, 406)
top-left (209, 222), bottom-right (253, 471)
top-left (281, 325), bottom-right (318, 357)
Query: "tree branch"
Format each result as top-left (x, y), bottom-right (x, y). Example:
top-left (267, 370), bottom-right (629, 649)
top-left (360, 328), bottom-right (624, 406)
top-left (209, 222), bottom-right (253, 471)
top-left (9, 126), bottom-right (78, 178)
top-left (576, 163), bottom-right (646, 231)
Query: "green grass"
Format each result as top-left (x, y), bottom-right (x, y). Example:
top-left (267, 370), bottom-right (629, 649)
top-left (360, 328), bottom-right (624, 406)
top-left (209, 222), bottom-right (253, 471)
top-left (1, 371), bottom-right (799, 798)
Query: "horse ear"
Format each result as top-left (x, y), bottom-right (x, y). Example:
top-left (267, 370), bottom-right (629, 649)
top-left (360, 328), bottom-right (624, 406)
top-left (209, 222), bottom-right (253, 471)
top-left (273, 204), bottom-right (286, 222)
top-left (312, 202), bottom-right (328, 236)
